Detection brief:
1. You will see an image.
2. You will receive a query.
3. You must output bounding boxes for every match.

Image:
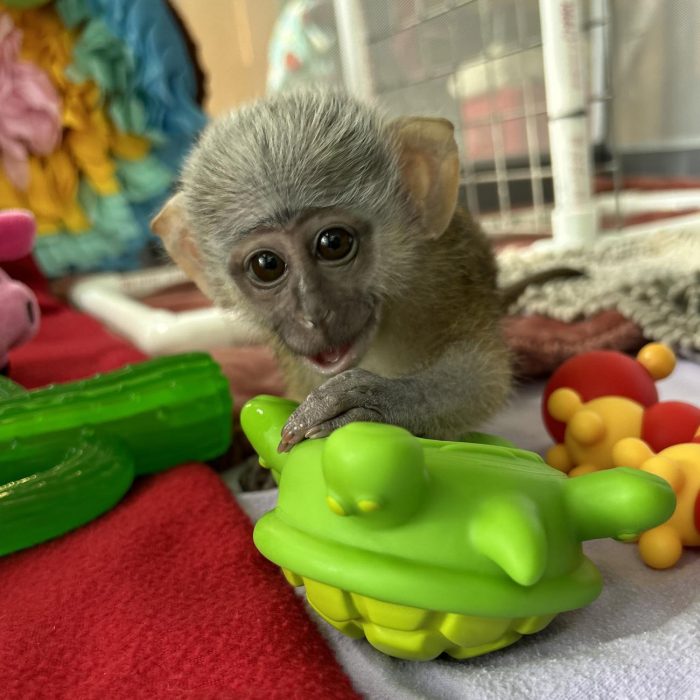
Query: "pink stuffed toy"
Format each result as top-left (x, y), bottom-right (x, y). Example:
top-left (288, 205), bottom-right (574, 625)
top-left (0, 209), bottom-right (40, 374)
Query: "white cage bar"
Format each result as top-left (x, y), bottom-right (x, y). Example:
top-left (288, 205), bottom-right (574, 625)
top-left (538, 0), bottom-right (598, 246)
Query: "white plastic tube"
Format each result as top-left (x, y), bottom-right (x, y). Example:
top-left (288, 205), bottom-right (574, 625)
top-left (588, 0), bottom-right (608, 147)
top-left (69, 267), bottom-right (264, 356)
top-left (333, 0), bottom-right (374, 98)
top-left (539, 0), bottom-right (599, 246)
top-left (596, 188), bottom-right (700, 215)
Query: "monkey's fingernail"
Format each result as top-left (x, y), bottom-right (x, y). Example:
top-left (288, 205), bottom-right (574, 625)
top-left (281, 428), bottom-right (296, 441)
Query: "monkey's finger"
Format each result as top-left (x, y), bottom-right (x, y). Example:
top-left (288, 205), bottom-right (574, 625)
top-left (277, 431), bottom-right (300, 453)
top-left (278, 405), bottom-right (383, 452)
top-left (279, 370), bottom-right (386, 452)
top-left (278, 412), bottom-right (317, 452)
top-left (305, 407), bottom-right (383, 440)
top-left (280, 393), bottom-right (354, 449)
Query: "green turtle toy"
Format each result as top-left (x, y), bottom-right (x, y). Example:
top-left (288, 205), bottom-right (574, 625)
top-left (241, 395), bottom-right (675, 661)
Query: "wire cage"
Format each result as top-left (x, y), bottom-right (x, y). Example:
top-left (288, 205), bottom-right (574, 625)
top-left (270, 0), bottom-right (700, 243)
top-left (347, 0), bottom-right (615, 242)
top-left (64, 0), bottom-right (700, 361)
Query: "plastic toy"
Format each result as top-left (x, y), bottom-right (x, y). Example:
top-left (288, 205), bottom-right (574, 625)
top-left (543, 343), bottom-right (700, 475)
top-left (0, 210), bottom-right (40, 374)
top-left (613, 436), bottom-right (700, 569)
top-left (542, 343), bottom-right (672, 443)
top-left (241, 395), bottom-right (674, 661)
top-left (69, 265), bottom-right (261, 356)
top-left (0, 353), bottom-right (232, 556)
top-left (0, 209), bottom-right (35, 261)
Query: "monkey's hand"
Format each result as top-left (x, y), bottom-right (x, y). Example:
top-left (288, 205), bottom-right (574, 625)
top-left (278, 368), bottom-right (407, 452)
top-left (278, 341), bottom-right (510, 452)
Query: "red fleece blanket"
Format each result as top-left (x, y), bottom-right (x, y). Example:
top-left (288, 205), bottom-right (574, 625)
top-left (1, 257), bottom-right (358, 699)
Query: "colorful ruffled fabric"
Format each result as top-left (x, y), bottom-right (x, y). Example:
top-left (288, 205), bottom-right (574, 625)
top-left (0, 0), bottom-right (205, 277)
top-left (0, 12), bottom-right (61, 191)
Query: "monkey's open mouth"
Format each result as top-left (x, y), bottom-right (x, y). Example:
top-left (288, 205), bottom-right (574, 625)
top-left (307, 342), bottom-right (357, 374)
top-left (300, 307), bottom-right (379, 376)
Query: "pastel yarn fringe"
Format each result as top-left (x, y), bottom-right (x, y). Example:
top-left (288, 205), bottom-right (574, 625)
top-left (0, 0), bottom-right (205, 276)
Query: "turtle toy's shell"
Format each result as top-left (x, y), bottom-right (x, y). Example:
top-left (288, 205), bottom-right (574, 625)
top-left (241, 396), bottom-right (675, 661)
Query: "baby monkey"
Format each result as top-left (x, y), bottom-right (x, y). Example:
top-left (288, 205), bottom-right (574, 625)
top-left (153, 90), bottom-right (512, 452)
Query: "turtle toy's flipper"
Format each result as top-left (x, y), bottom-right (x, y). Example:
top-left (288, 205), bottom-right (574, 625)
top-left (240, 395), bottom-right (299, 481)
top-left (564, 467), bottom-right (676, 541)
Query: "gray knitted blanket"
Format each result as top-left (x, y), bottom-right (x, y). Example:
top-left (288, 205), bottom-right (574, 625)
top-left (497, 223), bottom-right (700, 359)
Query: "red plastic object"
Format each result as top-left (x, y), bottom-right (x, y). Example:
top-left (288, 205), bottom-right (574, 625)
top-left (543, 350), bottom-right (659, 442)
top-left (642, 402), bottom-right (700, 452)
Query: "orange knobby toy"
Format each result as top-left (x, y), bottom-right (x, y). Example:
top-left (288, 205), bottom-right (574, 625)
top-left (613, 436), bottom-right (700, 569)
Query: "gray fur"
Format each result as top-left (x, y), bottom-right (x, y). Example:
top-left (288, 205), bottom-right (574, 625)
top-left (180, 90), bottom-right (422, 310)
top-left (172, 90), bottom-right (512, 450)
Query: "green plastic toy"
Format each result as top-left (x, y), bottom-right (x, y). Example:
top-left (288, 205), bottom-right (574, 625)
top-left (241, 395), bottom-right (675, 661)
top-left (0, 353), bottom-right (232, 556)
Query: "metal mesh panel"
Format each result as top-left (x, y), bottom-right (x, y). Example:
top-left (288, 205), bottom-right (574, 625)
top-left (268, 1), bottom-right (700, 236)
top-left (269, 1), bottom-right (611, 236)
top-left (359, 0), bottom-right (616, 236)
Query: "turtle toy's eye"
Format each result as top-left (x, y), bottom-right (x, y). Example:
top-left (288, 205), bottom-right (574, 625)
top-left (247, 250), bottom-right (287, 285)
top-left (315, 227), bottom-right (356, 262)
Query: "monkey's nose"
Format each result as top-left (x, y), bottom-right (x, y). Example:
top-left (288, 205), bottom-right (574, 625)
top-left (300, 309), bottom-right (333, 330)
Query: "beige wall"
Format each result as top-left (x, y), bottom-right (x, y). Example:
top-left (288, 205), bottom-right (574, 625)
top-left (172, 0), bottom-right (281, 116)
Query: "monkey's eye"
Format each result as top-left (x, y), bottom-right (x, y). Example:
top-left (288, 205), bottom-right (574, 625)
top-left (315, 227), bottom-right (356, 262)
top-left (246, 250), bottom-right (287, 285)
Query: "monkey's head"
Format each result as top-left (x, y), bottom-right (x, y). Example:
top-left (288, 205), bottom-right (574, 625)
top-left (152, 91), bottom-right (459, 375)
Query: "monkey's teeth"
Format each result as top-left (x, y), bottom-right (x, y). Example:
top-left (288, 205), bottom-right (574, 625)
top-left (311, 343), bottom-right (353, 368)
top-left (319, 349), bottom-right (342, 364)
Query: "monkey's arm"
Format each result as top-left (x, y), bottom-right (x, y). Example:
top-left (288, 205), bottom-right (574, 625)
top-left (278, 341), bottom-right (511, 452)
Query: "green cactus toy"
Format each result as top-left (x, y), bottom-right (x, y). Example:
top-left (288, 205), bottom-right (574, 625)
top-left (0, 353), bottom-right (232, 556)
top-left (241, 395), bottom-right (675, 661)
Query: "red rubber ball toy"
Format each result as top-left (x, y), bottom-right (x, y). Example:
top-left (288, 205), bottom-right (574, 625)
top-left (641, 401), bottom-right (700, 452)
top-left (542, 350), bottom-right (661, 443)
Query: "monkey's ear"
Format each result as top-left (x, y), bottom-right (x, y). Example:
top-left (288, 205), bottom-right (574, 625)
top-left (151, 193), bottom-right (210, 295)
top-left (391, 117), bottom-right (460, 239)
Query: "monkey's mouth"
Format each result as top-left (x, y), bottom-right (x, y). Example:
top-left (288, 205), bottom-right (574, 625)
top-left (302, 314), bottom-right (378, 376)
top-left (295, 301), bottom-right (380, 376)
top-left (307, 343), bottom-right (357, 373)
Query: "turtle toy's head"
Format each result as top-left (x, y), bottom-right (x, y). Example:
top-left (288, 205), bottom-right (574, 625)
top-left (240, 396), bottom-right (429, 524)
top-left (322, 422), bottom-right (429, 524)
top-left (240, 395), bottom-right (299, 481)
